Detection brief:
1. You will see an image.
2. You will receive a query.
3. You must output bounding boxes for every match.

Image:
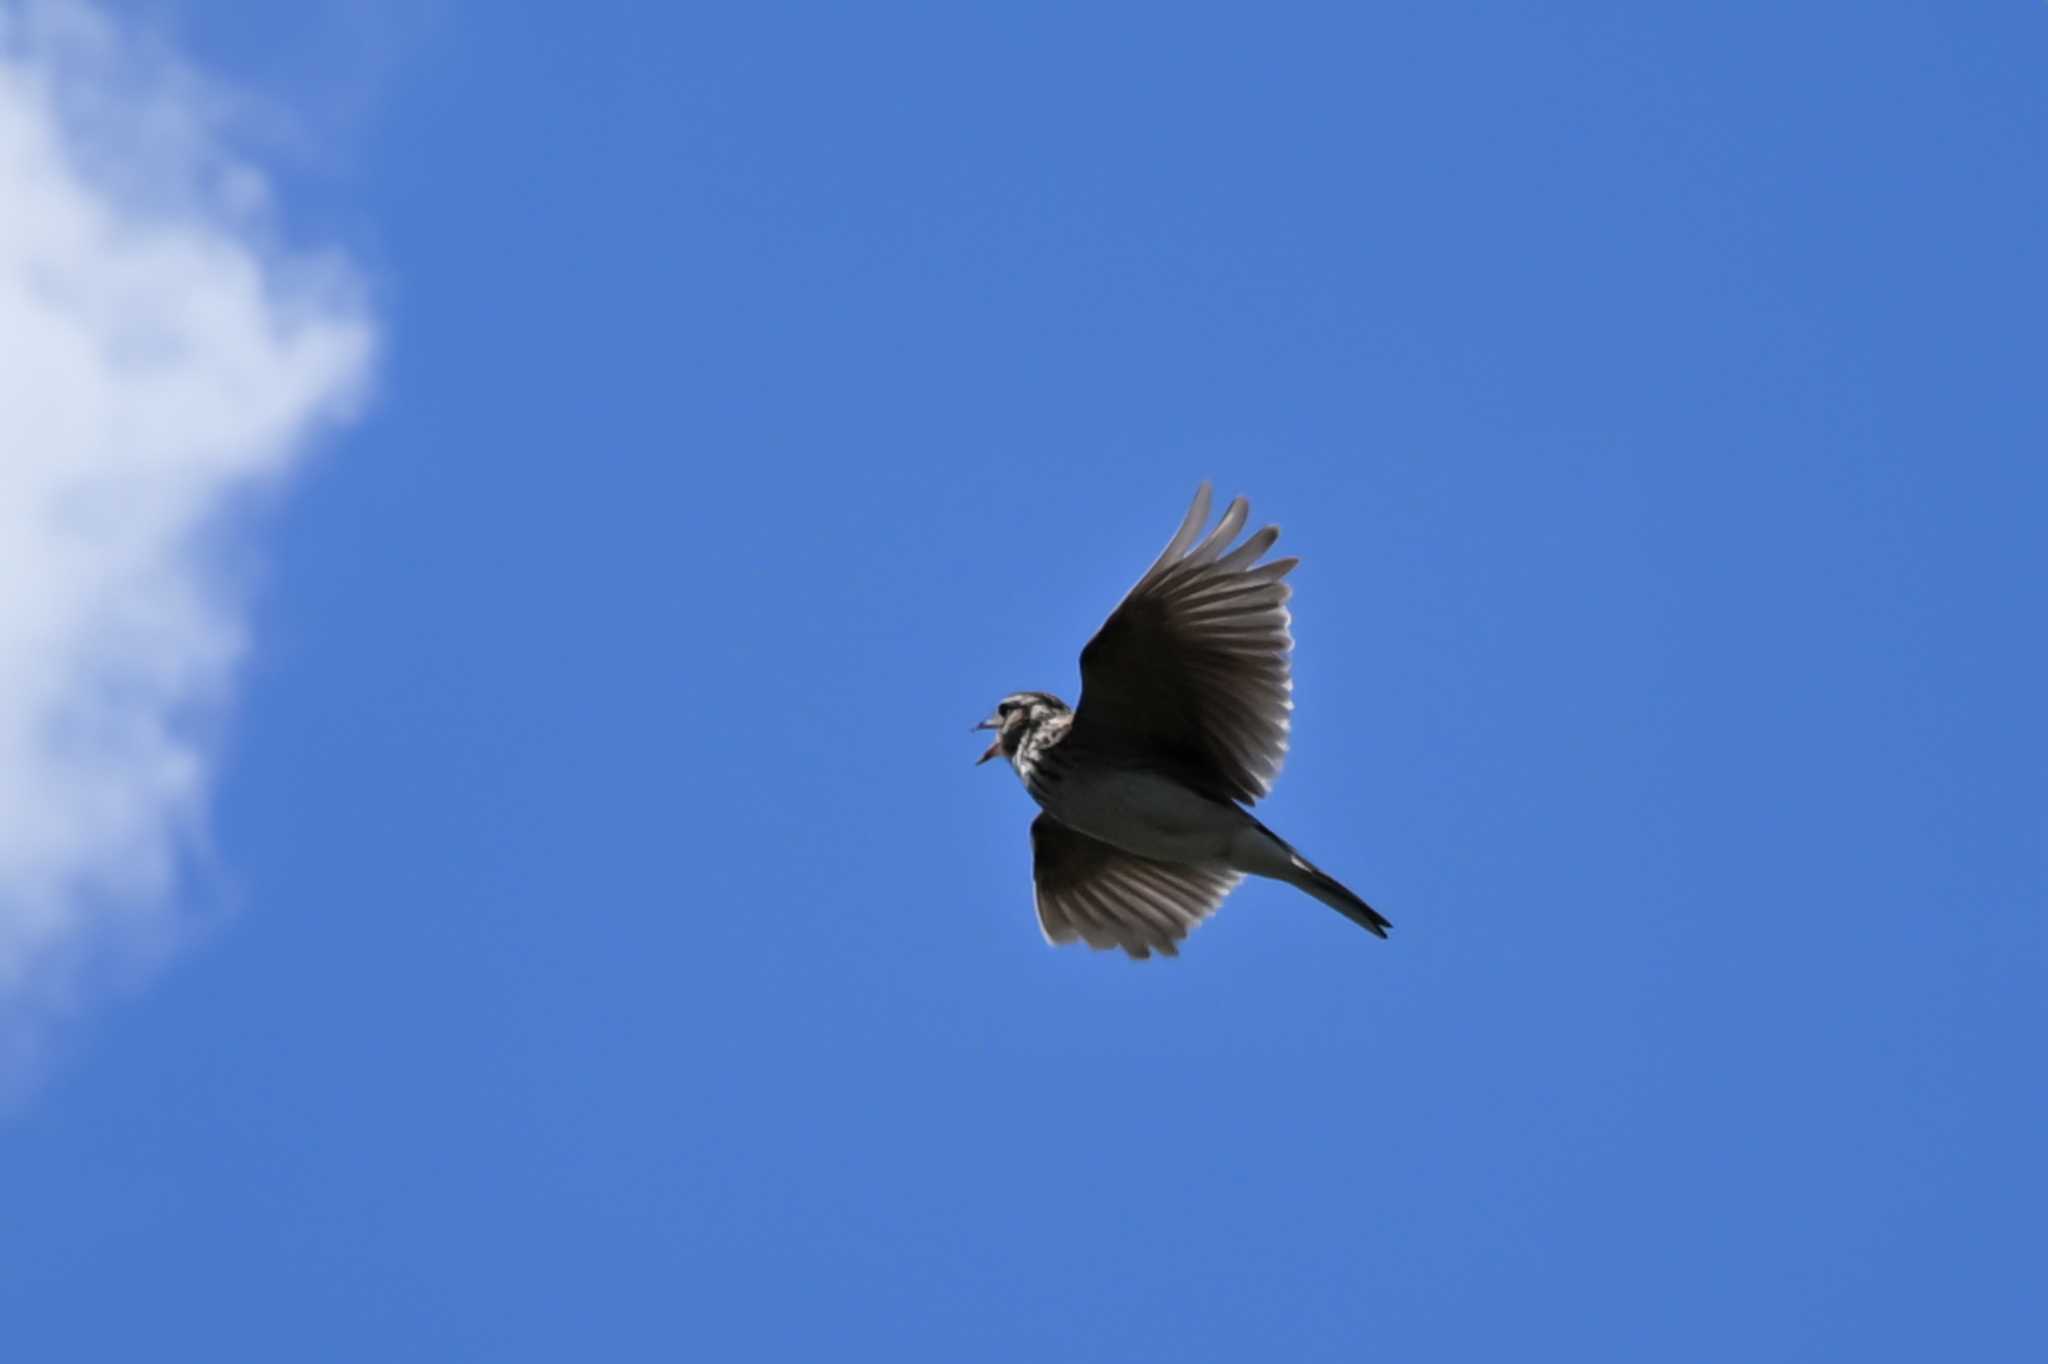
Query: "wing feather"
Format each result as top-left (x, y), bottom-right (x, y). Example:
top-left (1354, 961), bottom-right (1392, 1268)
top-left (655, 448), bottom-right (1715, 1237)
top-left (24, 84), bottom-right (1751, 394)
top-left (1030, 815), bottom-right (1243, 960)
top-left (1073, 483), bottom-right (1299, 804)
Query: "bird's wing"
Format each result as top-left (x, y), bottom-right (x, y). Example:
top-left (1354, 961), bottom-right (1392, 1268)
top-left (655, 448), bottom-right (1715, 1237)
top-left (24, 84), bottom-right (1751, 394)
top-left (1072, 482), bottom-right (1297, 804)
top-left (1030, 814), bottom-right (1243, 959)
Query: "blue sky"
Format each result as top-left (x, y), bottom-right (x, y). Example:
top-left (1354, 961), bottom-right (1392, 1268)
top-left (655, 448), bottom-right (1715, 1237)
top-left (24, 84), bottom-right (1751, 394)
top-left (3, 2), bottom-right (2043, 1358)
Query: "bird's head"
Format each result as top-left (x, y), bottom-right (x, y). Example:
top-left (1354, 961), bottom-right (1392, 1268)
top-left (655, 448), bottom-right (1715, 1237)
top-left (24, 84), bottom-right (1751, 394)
top-left (973, 691), bottom-right (1070, 766)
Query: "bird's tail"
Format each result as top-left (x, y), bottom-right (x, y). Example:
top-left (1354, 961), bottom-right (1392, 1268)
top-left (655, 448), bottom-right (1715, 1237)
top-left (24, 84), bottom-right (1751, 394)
top-left (1231, 819), bottom-right (1391, 938)
top-left (1282, 854), bottom-right (1392, 938)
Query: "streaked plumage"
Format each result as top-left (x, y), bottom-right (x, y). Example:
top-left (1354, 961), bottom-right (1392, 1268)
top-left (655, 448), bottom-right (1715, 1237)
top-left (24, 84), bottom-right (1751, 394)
top-left (976, 483), bottom-right (1390, 958)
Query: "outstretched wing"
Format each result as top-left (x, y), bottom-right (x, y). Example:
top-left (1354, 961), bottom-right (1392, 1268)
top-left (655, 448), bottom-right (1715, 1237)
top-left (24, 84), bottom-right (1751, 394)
top-left (1072, 482), bottom-right (1297, 805)
top-left (1030, 814), bottom-right (1243, 960)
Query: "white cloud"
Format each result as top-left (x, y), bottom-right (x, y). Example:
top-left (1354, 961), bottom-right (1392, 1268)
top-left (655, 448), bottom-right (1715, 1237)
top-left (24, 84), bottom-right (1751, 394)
top-left (0, 0), bottom-right (374, 1091)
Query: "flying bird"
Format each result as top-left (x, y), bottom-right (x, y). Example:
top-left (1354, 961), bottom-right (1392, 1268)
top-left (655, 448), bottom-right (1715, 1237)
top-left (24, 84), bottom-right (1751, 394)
top-left (976, 482), bottom-right (1390, 958)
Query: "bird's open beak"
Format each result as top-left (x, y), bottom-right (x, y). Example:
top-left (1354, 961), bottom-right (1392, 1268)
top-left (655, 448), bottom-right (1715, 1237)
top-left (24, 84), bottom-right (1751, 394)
top-left (973, 716), bottom-right (1002, 765)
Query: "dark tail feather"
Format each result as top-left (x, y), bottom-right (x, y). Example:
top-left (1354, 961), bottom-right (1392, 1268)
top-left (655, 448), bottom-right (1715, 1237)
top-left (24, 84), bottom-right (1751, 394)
top-left (1286, 854), bottom-right (1392, 938)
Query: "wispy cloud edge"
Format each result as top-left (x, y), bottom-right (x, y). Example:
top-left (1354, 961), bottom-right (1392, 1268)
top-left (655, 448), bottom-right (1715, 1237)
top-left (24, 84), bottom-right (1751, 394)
top-left (0, 0), bottom-right (376, 1093)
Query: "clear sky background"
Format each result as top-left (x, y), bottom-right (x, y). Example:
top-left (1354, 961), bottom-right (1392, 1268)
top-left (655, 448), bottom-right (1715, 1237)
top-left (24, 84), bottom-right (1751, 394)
top-left (3, 2), bottom-right (2043, 1359)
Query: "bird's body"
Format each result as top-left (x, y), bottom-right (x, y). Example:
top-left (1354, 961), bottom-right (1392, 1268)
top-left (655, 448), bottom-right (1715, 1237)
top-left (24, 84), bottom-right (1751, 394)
top-left (1042, 758), bottom-right (1252, 867)
top-left (976, 484), bottom-right (1390, 958)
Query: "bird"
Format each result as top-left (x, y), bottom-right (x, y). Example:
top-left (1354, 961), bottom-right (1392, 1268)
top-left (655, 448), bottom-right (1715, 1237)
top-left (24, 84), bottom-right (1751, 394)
top-left (975, 481), bottom-right (1390, 958)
